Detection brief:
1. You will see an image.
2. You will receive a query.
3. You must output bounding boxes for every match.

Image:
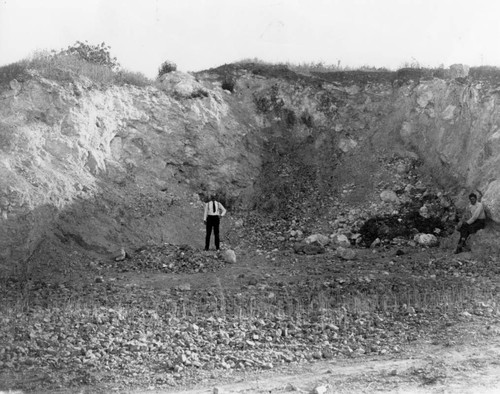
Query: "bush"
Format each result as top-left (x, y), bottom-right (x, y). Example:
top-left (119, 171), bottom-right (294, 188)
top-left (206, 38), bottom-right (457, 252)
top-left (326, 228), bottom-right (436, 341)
top-left (30, 52), bottom-right (116, 85)
top-left (56, 41), bottom-right (119, 70)
top-left (253, 94), bottom-right (272, 113)
top-left (158, 60), bottom-right (177, 78)
top-left (252, 84), bottom-right (284, 113)
top-left (0, 49), bottom-right (154, 89)
top-left (0, 60), bottom-right (30, 87)
top-left (114, 70), bottom-right (152, 87)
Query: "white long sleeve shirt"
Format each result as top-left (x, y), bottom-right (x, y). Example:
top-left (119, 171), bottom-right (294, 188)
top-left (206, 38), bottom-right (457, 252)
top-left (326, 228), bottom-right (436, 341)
top-left (466, 202), bottom-right (486, 224)
top-left (204, 200), bottom-right (226, 221)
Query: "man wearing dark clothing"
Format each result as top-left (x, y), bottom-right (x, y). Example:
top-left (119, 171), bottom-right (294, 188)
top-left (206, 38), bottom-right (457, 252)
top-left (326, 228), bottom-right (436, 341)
top-left (455, 193), bottom-right (486, 254)
top-left (204, 195), bottom-right (226, 251)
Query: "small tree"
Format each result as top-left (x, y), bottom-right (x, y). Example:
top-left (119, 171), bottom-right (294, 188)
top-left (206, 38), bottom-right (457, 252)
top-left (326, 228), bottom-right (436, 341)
top-left (56, 41), bottom-right (120, 70)
top-left (158, 60), bottom-right (177, 78)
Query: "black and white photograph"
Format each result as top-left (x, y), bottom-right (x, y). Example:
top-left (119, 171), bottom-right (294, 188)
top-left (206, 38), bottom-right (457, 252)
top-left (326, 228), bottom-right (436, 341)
top-left (1, 1), bottom-right (500, 393)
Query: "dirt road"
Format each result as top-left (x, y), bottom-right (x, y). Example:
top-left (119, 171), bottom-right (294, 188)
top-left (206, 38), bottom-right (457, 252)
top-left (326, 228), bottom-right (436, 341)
top-left (136, 336), bottom-right (500, 393)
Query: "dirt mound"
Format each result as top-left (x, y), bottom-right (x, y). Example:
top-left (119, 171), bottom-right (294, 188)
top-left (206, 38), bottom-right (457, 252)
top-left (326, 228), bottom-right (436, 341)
top-left (108, 244), bottom-right (228, 274)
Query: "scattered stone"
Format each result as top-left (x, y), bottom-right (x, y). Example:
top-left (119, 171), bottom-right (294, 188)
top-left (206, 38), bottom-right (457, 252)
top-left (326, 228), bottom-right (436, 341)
top-left (414, 233), bottom-right (439, 247)
top-left (284, 383), bottom-right (298, 391)
top-left (350, 233), bottom-right (362, 245)
top-left (311, 385), bottom-right (329, 394)
top-left (419, 205), bottom-right (430, 218)
top-left (118, 244), bottom-right (228, 274)
top-left (322, 348), bottom-right (334, 359)
top-left (417, 89), bottom-right (433, 108)
top-left (395, 162), bottom-right (409, 174)
top-left (330, 233), bottom-right (351, 247)
top-left (290, 229), bottom-right (304, 238)
top-left (177, 283), bottom-right (191, 291)
top-left (304, 234), bottom-right (330, 246)
top-left (338, 138), bottom-right (358, 153)
top-left (114, 247), bottom-right (127, 262)
top-left (380, 190), bottom-right (399, 203)
top-left (9, 79), bottom-right (21, 92)
top-left (336, 246), bottom-right (357, 260)
top-left (222, 249), bottom-right (237, 264)
top-left (294, 241), bottom-right (325, 255)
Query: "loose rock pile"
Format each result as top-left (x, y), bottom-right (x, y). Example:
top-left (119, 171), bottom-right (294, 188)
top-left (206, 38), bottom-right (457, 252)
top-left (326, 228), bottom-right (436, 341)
top-left (108, 244), bottom-right (228, 274)
top-left (242, 156), bottom-right (459, 256)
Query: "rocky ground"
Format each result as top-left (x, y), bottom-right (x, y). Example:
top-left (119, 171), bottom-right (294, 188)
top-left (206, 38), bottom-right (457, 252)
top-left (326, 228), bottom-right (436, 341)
top-left (4, 59), bottom-right (500, 394)
top-left (1, 215), bottom-right (500, 393)
top-left (2, 151), bottom-right (500, 394)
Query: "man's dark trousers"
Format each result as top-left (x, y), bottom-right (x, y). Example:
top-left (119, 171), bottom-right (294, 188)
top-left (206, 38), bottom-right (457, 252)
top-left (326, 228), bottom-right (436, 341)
top-left (205, 215), bottom-right (220, 250)
top-left (458, 219), bottom-right (486, 244)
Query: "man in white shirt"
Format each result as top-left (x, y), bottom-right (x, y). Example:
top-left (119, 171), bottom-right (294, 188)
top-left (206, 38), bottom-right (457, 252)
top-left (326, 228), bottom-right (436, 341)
top-left (455, 192), bottom-right (486, 254)
top-left (204, 194), bottom-right (227, 251)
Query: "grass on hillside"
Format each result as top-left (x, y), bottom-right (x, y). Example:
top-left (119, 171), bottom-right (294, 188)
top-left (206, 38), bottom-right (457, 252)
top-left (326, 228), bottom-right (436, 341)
top-left (3, 53), bottom-right (500, 92)
top-left (205, 57), bottom-right (500, 86)
top-left (235, 57), bottom-right (390, 73)
top-left (0, 52), bottom-right (153, 89)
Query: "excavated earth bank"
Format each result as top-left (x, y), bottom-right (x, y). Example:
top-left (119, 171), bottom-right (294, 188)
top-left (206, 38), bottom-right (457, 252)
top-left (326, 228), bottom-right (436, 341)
top-left (2, 63), bottom-right (500, 271)
top-left (1, 63), bottom-right (500, 393)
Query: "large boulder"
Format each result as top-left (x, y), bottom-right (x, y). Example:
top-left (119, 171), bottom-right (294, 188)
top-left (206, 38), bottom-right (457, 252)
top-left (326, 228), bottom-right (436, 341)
top-left (330, 233), bottom-right (351, 247)
top-left (380, 190), bottom-right (399, 204)
top-left (294, 241), bottom-right (325, 255)
top-left (222, 249), bottom-right (237, 264)
top-left (336, 247), bottom-right (357, 260)
top-left (414, 233), bottom-right (439, 247)
top-left (449, 64), bottom-right (470, 78)
top-left (158, 71), bottom-right (208, 98)
top-left (483, 181), bottom-right (500, 223)
top-left (304, 234), bottom-right (330, 246)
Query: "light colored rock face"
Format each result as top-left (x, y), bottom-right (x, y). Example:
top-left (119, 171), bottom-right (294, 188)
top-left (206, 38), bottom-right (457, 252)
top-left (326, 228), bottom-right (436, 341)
top-left (395, 78), bottom-right (500, 221)
top-left (159, 71), bottom-right (208, 98)
top-left (0, 72), bottom-right (263, 268)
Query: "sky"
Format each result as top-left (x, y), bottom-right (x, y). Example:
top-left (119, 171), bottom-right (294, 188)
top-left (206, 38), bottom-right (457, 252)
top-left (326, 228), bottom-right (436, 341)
top-left (1, 0), bottom-right (500, 78)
